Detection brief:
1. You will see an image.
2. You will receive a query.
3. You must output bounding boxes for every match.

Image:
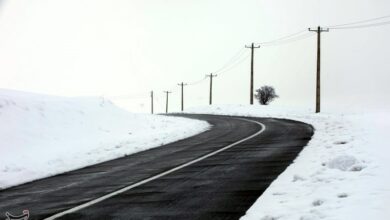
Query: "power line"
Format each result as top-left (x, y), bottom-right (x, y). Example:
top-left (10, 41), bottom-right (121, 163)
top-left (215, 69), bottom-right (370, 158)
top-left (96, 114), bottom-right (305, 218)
top-left (217, 53), bottom-right (251, 75)
top-left (329, 20), bottom-right (390, 30)
top-left (261, 32), bottom-right (315, 47)
top-left (143, 29), bottom-right (313, 102)
top-left (166, 84), bottom-right (179, 93)
top-left (256, 29), bottom-right (307, 45)
top-left (213, 47), bottom-right (247, 74)
top-left (142, 13), bottom-right (390, 113)
top-left (256, 14), bottom-right (390, 44)
top-left (216, 50), bottom-right (250, 75)
top-left (327, 14), bottom-right (390, 28)
top-left (187, 76), bottom-right (207, 86)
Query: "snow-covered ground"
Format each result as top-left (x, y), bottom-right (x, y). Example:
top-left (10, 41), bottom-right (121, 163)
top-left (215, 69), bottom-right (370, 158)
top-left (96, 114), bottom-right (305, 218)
top-left (0, 89), bottom-right (210, 189)
top-left (185, 105), bottom-right (390, 220)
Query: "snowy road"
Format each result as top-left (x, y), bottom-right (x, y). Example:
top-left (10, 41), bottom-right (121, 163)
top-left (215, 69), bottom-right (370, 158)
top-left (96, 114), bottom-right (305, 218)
top-left (0, 114), bottom-right (313, 220)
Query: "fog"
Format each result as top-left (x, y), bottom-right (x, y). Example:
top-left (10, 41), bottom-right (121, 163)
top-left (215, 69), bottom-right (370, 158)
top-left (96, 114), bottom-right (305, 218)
top-left (0, 0), bottom-right (389, 113)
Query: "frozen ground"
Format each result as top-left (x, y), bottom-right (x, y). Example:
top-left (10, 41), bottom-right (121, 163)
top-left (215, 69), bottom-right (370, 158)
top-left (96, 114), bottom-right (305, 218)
top-left (0, 89), bottom-right (209, 189)
top-left (185, 105), bottom-right (390, 220)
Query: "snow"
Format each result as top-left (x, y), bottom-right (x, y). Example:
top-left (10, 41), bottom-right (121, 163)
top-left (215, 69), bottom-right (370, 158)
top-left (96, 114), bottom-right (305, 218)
top-left (185, 104), bottom-right (390, 220)
top-left (327, 155), bottom-right (361, 171)
top-left (0, 89), bottom-right (210, 189)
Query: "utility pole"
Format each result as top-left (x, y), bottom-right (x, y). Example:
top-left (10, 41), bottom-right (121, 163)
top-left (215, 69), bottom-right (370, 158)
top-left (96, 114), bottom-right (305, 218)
top-left (150, 91), bottom-right (154, 114)
top-left (309, 26), bottom-right (329, 113)
top-left (245, 43), bottom-right (260, 105)
top-left (163, 91), bottom-right (171, 114)
top-left (206, 73), bottom-right (217, 105)
top-left (177, 82), bottom-right (187, 111)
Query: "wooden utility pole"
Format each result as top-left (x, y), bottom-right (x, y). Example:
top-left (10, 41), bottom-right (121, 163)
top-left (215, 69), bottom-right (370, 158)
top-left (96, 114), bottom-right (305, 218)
top-left (163, 91), bottom-right (171, 114)
top-left (309, 26), bottom-right (329, 113)
top-left (206, 73), bottom-right (217, 105)
top-left (150, 90), bottom-right (154, 114)
top-left (245, 43), bottom-right (260, 105)
top-left (177, 82), bottom-right (187, 111)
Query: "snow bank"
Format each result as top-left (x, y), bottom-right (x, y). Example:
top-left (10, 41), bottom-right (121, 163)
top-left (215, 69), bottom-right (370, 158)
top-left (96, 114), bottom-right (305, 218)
top-left (185, 104), bottom-right (390, 220)
top-left (0, 89), bottom-right (209, 189)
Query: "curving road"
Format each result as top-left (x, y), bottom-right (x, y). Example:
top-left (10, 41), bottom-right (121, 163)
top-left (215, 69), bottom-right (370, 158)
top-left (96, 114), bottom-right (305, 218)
top-left (0, 114), bottom-right (313, 220)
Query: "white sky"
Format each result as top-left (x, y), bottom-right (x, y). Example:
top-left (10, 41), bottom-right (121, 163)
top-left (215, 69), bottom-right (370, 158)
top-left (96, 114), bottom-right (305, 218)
top-left (1, 0), bottom-right (390, 113)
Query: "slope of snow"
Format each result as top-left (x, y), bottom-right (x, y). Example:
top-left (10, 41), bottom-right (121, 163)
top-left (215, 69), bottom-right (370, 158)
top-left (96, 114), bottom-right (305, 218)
top-left (0, 89), bottom-right (210, 189)
top-left (185, 105), bottom-right (390, 220)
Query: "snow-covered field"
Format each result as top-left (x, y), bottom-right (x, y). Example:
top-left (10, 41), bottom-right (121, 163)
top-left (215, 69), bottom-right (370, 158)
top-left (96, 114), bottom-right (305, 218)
top-left (185, 105), bottom-right (390, 220)
top-left (0, 89), bottom-right (209, 189)
top-left (2, 89), bottom-right (389, 219)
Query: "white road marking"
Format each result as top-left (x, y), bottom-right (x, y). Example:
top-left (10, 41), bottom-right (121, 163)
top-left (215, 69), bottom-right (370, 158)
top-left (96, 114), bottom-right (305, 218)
top-left (45, 118), bottom-right (266, 220)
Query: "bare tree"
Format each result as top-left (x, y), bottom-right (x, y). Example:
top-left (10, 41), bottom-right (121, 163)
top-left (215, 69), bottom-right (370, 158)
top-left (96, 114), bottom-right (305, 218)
top-left (255, 86), bottom-right (279, 105)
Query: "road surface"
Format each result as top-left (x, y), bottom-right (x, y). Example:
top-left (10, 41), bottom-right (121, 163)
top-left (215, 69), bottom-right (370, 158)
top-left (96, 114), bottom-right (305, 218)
top-left (0, 114), bottom-right (313, 220)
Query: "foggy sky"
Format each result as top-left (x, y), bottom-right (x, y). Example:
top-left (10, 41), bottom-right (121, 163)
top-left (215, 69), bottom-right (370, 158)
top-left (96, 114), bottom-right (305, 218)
top-left (0, 0), bottom-right (390, 113)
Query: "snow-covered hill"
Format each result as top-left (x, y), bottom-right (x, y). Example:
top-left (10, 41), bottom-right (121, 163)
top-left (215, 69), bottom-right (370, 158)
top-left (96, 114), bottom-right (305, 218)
top-left (185, 105), bottom-right (390, 220)
top-left (0, 89), bottom-right (209, 189)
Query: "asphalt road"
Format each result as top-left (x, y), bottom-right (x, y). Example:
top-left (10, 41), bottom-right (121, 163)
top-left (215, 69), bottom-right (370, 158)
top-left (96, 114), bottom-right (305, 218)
top-left (0, 114), bottom-right (313, 220)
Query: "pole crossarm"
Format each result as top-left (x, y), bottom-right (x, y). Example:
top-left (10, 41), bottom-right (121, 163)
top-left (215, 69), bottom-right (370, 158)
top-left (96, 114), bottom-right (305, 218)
top-left (308, 26), bottom-right (330, 32)
top-left (245, 44), bottom-right (261, 48)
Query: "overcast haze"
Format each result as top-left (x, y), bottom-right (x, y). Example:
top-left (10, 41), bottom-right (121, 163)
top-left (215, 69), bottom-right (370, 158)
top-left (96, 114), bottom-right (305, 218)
top-left (0, 0), bottom-right (390, 113)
